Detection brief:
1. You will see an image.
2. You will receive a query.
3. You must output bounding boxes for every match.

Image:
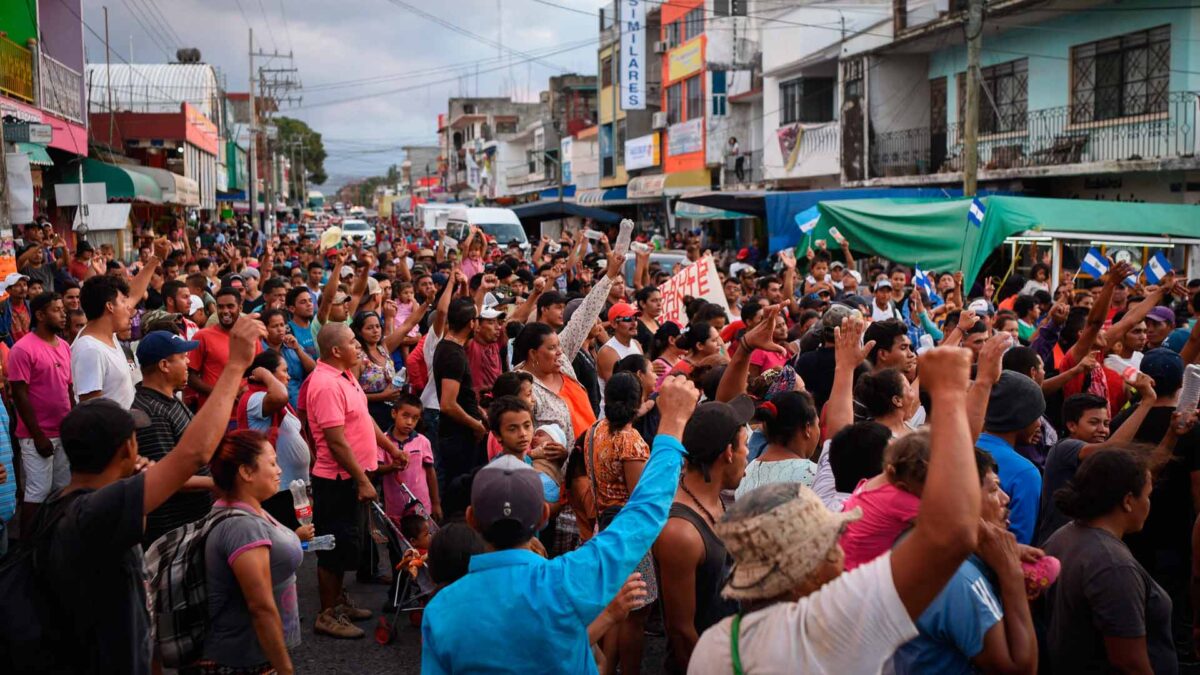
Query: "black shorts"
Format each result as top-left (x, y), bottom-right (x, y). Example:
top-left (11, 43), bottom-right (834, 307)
top-left (311, 475), bottom-right (362, 573)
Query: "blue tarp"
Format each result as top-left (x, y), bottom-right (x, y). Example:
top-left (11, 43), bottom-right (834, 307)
top-left (766, 187), bottom-right (976, 253)
top-left (539, 186), bottom-right (577, 199)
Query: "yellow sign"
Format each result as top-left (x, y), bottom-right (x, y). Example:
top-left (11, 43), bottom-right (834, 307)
top-left (668, 37), bottom-right (704, 82)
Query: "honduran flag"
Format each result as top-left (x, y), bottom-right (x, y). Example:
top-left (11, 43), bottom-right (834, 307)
top-left (795, 206), bottom-right (820, 235)
top-left (913, 264), bottom-right (935, 295)
top-left (967, 198), bottom-right (986, 228)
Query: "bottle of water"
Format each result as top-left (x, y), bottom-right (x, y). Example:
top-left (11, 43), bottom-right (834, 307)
top-left (613, 219), bottom-right (634, 257)
top-left (301, 534), bottom-right (336, 552)
top-left (1103, 355), bottom-right (1140, 384)
top-left (1178, 364), bottom-right (1200, 413)
top-left (392, 368), bottom-right (407, 392)
top-left (289, 479), bottom-right (312, 526)
top-left (917, 334), bottom-right (935, 355)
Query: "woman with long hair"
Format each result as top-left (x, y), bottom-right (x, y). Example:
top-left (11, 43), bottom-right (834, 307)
top-left (736, 391), bottom-right (821, 498)
top-left (668, 321), bottom-right (723, 381)
top-left (650, 322), bottom-right (684, 388)
top-left (583, 372), bottom-right (658, 675)
top-left (198, 430), bottom-right (308, 675)
top-left (634, 285), bottom-right (662, 354)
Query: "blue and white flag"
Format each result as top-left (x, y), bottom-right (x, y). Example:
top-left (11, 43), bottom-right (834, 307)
top-left (1145, 251), bottom-right (1173, 285)
top-left (913, 264), bottom-right (935, 295)
top-left (795, 206), bottom-right (820, 235)
top-left (1080, 247), bottom-right (1109, 278)
top-left (967, 198), bottom-right (986, 228)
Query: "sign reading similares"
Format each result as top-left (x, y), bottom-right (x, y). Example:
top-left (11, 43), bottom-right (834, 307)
top-left (620, 0), bottom-right (645, 110)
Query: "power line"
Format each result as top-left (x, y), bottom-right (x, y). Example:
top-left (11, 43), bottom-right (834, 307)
top-left (256, 0), bottom-right (279, 51)
top-left (277, 0), bottom-right (294, 53)
top-left (141, 0), bottom-right (184, 47)
top-left (119, 0), bottom-right (172, 59)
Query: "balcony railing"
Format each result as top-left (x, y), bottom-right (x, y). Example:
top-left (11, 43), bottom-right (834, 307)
top-left (870, 91), bottom-right (1199, 179)
top-left (40, 53), bottom-right (83, 122)
top-left (724, 148), bottom-right (762, 187)
top-left (0, 34), bottom-right (35, 104)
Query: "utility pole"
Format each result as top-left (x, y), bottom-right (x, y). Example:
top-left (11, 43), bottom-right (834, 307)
top-left (962, 0), bottom-right (984, 197)
top-left (255, 54), bottom-right (302, 229)
top-left (248, 28), bottom-right (258, 232)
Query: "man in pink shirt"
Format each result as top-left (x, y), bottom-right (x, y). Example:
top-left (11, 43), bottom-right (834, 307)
top-left (302, 322), bottom-right (405, 639)
top-left (8, 292), bottom-right (74, 530)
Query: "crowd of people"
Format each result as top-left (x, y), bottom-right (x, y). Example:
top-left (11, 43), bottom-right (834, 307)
top-left (0, 212), bottom-right (1198, 674)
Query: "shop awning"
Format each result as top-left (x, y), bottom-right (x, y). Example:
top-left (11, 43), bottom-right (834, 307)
top-left (677, 190), bottom-right (767, 218)
top-left (674, 201), bottom-right (755, 221)
top-left (511, 200), bottom-right (622, 225)
top-left (627, 169), bottom-right (711, 199)
top-left (765, 187), bottom-right (977, 255)
top-left (812, 195), bottom-right (1200, 291)
top-left (125, 165), bottom-right (200, 207)
top-left (73, 203), bottom-right (131, 232)
top-left (540, 186), bottom-right (576, 200)
top-left (65, 158), bottom-right (162, 204)
top-left (16, 143), bottom-right (53, 167)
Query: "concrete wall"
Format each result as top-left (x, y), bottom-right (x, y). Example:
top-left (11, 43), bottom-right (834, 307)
top-left (869, 54), bottom-right (930, 134)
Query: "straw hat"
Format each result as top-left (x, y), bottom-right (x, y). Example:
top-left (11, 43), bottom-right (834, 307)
top-left (715, 484), bottom-right (861, 601)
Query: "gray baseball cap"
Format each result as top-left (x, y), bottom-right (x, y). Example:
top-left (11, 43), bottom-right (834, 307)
top-left (471, 455), bottom-right (545, 540)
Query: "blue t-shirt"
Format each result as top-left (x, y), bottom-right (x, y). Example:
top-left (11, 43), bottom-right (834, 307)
top-left (287, 319), bottom-right (319, 361)
top-left (893, 555), bottom-right (1003, 675)
top-left (976, 432), bottom-right (1042, 545)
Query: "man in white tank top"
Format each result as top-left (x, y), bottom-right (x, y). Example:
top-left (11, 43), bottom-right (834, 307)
top-left (597, 302), bottom-right (643, 386)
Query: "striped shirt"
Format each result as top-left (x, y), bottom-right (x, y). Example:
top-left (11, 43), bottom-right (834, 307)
top-left (132, 385), bottom-right (212, 545)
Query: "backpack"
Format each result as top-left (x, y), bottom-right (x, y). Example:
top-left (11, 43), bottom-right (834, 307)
top-left (145, 507), bottom-right (249, 668)
top-left (0, 492), bottom-right (83, 672)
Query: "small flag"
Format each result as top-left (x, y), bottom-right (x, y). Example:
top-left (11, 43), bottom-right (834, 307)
top-left (1080, 247), bottom-right (1109, 278)
top-left (967, 198), bottom-right (986, 228)
top-left (913, 264), bottom-right (934, 295)
top-left (795, 206), bottom-right (820, 235)
top-left (1145, 251), bottom-right (1173, 285)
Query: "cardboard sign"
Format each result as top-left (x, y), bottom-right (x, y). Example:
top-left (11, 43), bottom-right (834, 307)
top-left (658, 254), bottom-right (730, 327)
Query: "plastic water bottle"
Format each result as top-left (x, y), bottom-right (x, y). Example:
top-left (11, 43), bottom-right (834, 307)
top-left (289, 479), bottom-right (312, 526)
top-left (301, 534), bottom-right (336, 552)
top-left (1178, 364), bottom-right (1200, 413)
top-left (917, 334), bottom-right (935, 355)
top-left (392, 369), bottom-right (407, 391)
top-left (1103, 355), bottom-right (1140, 384)
top-left (613, 219), bottom-right (634, 257)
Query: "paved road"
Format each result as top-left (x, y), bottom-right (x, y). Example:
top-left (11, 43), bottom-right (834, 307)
top-left (289, 547), bottom-right (669, 673)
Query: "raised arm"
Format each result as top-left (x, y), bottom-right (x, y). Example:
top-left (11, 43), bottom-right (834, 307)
top-left (890, 346), bottom-right (981, 620)
top-left (826, 316), bottom-right (873, 437)
top-left (966, 333), bottom-right (1008, 442)
top-left (1067, 260), bottom-right (1132, 366)
top-left (144, 315), bottom-right (266, 512)
top-left (127, 237), bottom-right (171, 306)
top-left (429, 266), bottom-right (459, 340)
top-left (558, 252), bottom-right (621, 363)
top-left (513, 277), bottom-right (546, 324)
top-left (715, 305), bottom-right (786, 403)
top-left (1107, 278), bottom-right (1175, 346)
top-left (317, 251), bottom-right (347, 324)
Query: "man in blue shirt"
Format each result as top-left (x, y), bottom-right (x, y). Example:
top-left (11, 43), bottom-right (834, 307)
top-left (421, 375), bottom-right (704, 674)
top-left (976, 371), bottom-right (1045, 545)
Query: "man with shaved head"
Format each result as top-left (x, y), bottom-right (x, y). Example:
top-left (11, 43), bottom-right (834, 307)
top-left (299, 322), bottom-right (406, 638)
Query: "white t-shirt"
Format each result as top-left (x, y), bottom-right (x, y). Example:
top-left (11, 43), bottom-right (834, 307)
top-left (871, 301), bottom-right (899, 322)
top-left (419, 327), bottom-right (444, 411)
top-left (688, 553), bottom-right (917, 675)
top-left (71, 333), bottom-right (138, 408)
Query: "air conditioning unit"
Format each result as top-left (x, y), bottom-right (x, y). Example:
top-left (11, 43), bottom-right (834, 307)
top-left (652, 111), bottom-right (668, 129)
top-left (653, 41), bottom-right (669, 54)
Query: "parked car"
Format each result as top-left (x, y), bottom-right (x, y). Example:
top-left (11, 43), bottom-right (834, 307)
top-left (622, 250), bottom-right (688, 285)
top-left (341, 219), bottom-right (375, 247)
top-left (446, 207), bottom-right (529, 249)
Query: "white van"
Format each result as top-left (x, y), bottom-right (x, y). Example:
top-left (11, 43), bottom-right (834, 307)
top-left (447, 207), bottom-right (529, 249)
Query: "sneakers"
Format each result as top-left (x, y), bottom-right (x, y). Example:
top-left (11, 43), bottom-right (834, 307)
top-left (314, 608), bottom-right (365, 639)
top-left (335, 592), bottom-right (373, 621)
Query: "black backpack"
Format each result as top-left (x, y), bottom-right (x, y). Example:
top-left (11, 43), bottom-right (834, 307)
top-left (0, 492), bottom-right (83, 672)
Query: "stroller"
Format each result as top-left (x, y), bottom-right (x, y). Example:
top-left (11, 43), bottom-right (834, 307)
top-left (368, 484), bottom-right (438, 644)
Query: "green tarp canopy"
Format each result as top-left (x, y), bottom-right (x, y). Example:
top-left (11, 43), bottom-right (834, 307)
top-left (70, 158), bottom-right (163, 203)
top-left (813, 196), bottom-right (1200, 291)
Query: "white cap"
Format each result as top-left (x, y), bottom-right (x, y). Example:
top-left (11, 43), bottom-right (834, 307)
top-left (967, 298), bottom-right (994, 315)
top-left (3, 272), bottom-right (29, 287)
top-left (188, 295), bottom-right (204, 315)
top-left (730, 262), bottom-right (753, 277)
top-left (479, 306), bottom-right (506, 320)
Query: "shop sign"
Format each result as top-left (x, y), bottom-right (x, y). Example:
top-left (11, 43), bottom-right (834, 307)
top-left (561, 136), bottom-right (573, 184)
top-left (667, 118), bottom-right (703, 157)
top-left (668, 37), bottom-right (703, 82)
top-left (620, 0), bottom-right (646, 110)
top-left (3, 122), bottom-right (51, 143)
top-left (658, 254), bottom-right (729, 327)
top-left (625, 133), bottom-right (659, 170)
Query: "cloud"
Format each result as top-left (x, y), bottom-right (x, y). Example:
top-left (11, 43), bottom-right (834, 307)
top-left (82, 0), bottom-right (603, 186)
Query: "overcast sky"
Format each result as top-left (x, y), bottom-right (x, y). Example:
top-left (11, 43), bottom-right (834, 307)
top-left (81, 0), bottom-right (603, 190)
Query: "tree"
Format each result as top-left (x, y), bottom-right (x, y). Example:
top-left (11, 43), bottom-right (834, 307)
top-left (274, 116), bottom-right (328, 186)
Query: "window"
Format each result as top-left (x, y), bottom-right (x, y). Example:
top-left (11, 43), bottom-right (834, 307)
top-left (463, 104), bottom-right (476, 114)
top-left (665, 22), bottom-right (681, 48)
top-left (684, 7), bottom-right (704, 39)
top-left (667, 82), bottom-right (683, 125)
top-left (616, 119), bottom-right (626, 166)
top-left (714, 0), bottom-right (746, 16)
top-left (712, 71), bottom-right (727, 116)
top-left (685, 75), bottom-right (703, 121)
top-left (957, 58), bottom-right (1027, 134)
top-left (780, 77), bottom-right (834, 125)
top-left (495, 120), bottom-right (517, 134)
top-left (842, 59), bottom-right (863, 101)
top-left (600, 123), bottom-right (614, 177)
top-left (601, 56), bottom-right (613, 88)
top-left (1071, 26), bottom-right (1170, 123)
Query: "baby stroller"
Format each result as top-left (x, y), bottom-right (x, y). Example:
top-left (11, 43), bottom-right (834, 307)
top-left (368, 484), bottom-right (438, 644)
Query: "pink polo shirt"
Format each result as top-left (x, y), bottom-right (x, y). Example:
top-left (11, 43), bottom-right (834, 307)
top-left (303, 360), bottom-right (379, 480)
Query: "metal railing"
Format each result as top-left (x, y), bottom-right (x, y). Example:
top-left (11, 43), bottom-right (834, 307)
top-left (0, 34), bottom-right (34, 103)
top-left (870, 91), bottom-right (1199, 179)
top-left (723, 147), bottom-right (762, 186)
top-left (39, 52), bottom-right (83, 122)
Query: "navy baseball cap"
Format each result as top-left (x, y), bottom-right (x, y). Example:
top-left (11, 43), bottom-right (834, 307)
top-left (136, 330), bottom-right (200, 365)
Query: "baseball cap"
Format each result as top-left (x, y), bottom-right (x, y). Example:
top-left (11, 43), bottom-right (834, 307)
top-left (607, 302), bottom-right (637, 322)
top-left (367, 276), bottom-right (381, 296)
top-left (562, 297), bottom-right (586, 324)
top-left (188, 295), bottom-right (204, 316)
top-left (873, 278), bottom-right (892, 291)
top-left (241, 267), bottom-right (261, 279)
top-left (418, 248), bottom-right (435, 259)
top-left (60, 398), bottom-right (152, 466)
top-left (136, 330), bottom-right (200, 365)
top-left (479, 306), bottom-right (506, 320)
top-left (682, 395), bottom-right (755, 471)
top-left (830, 260), bottom-right (845, 269)
top-left (1146, 306), bottom-right (1176, 325)
top-left (729, 262), bottom-right (753, 278)
top-left (736, 248), bottom-right (751, 261)
top-left (967, 298), bottom-right (994, 316)
top-left (4, 272), bottom-right (29, 287)
top-left (821, 303), bottom-right (860, 335)
top-left (1141, 347), bottom-right (1184, 394)
top-left (471, 454), bottom-right (546, 541)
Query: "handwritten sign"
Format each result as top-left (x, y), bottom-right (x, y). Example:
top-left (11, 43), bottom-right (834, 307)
top-left (658, 254), bottom-right (730, 327)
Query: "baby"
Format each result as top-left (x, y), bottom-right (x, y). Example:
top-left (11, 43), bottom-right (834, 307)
top-left (529, 424), bottom-right (568, 504)
top-left (393, 281), bottom-right (420, 337)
